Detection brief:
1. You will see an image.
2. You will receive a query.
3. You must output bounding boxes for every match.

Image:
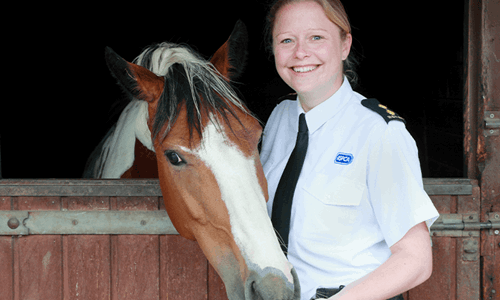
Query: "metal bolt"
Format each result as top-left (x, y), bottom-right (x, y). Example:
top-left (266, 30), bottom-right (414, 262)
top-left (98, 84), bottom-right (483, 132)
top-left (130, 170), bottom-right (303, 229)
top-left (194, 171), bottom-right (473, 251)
top-left (469, 215), bottom-right (474, 220)
top-left (491, 130), bottom-right (495, 134)
top-left (495, 214), bottom-right (499, 219)
top-left (72, 220), bottom-right (78, 226)
top-left (495, 230), bottom-right (500, 235)
top-left (7, 217), bottom-right (20, 230)
top-left (492, 289), bottom-right (496, 294)
top-left (490, 113), bottom-right (495, 118)
top-left (141, 220), bottom-right (147, 226)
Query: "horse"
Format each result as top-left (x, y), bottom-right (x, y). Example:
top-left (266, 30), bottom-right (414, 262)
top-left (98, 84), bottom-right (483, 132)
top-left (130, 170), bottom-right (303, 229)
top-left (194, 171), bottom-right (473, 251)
top-left (84, 21), bottom-right (300, 300)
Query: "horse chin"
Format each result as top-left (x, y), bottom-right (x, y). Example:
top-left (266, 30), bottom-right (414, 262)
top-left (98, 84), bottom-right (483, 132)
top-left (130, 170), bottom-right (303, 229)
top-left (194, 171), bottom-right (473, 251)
top-left (203, 244), bottom-right (299, 300)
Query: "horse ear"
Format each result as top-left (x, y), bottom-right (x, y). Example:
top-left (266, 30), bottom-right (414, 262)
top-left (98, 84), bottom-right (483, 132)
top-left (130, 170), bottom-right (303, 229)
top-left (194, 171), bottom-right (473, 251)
top-left (210, 20), bottom-right (248, 81)
top-left (105, 47), bottom-right (164, 103)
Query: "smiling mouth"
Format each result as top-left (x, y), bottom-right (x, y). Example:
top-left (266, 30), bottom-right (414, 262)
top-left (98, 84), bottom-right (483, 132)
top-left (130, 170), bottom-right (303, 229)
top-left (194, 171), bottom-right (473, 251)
top-left (292, 65), bottom-right (319, 73)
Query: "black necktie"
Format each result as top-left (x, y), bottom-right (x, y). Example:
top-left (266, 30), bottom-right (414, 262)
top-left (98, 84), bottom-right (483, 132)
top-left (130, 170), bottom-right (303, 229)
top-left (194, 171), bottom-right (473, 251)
top-left (271, 113), bottom-right (309, 255)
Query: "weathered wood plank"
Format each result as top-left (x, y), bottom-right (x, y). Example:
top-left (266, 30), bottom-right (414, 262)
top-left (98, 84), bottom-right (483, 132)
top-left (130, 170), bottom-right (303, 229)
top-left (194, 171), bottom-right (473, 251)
top-left (111, 196), bottom-right (160, 300)
top-left (456, 187), bottom-right (481, 299)
top-left (0, 179), bottom-right (162, 196)
top-left (63, 197), bottom-right (111, 300)
top-left (15, 196), bottom-right (63, 300)
top-left (161, 235), bottom-right (208, 300)
top-left (0, 178), bottom-right (476, 196)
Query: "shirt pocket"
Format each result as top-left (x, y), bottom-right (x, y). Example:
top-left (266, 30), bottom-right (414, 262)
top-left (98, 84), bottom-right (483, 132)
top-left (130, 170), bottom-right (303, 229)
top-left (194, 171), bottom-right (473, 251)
top-left (303, 173), bottom-right (366, 207)
top-left (299, 173), bottom-right (368, 243)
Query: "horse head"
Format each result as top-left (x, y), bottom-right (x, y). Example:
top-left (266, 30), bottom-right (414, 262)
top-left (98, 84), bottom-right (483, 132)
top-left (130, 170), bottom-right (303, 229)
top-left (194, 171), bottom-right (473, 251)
top-left (104, 21), bottom-right (300, 300)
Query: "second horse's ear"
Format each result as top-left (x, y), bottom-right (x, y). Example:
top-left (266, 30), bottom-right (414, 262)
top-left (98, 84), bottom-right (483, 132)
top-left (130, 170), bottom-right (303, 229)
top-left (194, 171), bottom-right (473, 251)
top-left (105, 47), bottom-right (164, 103)
top-left (210, 20), bottom-right (248, 81)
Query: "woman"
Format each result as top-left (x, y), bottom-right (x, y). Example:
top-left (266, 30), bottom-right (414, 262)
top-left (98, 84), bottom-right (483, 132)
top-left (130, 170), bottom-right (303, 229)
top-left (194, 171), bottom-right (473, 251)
top-left (259, 1), bottom-right (440, 299)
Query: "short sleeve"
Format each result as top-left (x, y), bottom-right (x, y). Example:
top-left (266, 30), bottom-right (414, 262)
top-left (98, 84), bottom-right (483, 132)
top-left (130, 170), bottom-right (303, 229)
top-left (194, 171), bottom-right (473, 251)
top-left (367, 121), bottom-right (439, 248)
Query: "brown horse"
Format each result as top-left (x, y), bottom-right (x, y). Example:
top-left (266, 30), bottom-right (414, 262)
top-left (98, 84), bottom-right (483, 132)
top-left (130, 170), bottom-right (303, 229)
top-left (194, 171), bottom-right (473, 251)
top-left (84, 21), bottom-right (300, 300)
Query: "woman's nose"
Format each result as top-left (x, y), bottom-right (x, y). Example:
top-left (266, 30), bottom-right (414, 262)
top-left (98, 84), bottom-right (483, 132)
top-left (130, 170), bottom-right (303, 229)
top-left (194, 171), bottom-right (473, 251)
top-left (294, 41), bottom-right (310, 60)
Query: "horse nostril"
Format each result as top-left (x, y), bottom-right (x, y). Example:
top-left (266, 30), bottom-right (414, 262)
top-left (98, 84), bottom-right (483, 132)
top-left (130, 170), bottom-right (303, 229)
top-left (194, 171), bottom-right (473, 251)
top-left (251, 280), bottom-right (263, 300)
top-left (245, 273), bottom-right (263, 300)
top-left (246, 268), bottom-right (300, 300)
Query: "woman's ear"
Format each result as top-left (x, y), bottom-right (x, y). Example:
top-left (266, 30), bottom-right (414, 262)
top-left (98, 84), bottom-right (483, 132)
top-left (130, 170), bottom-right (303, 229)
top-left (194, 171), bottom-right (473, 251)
top-left (342, 33), bottom-right (353, 60)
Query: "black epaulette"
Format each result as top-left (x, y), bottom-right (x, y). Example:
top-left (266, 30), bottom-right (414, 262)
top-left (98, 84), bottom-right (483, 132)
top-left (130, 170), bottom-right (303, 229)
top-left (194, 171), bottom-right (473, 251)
top-left (278, 93), bottom-right (298, 102)
top-left (361, 98), bottom-right (406, 124)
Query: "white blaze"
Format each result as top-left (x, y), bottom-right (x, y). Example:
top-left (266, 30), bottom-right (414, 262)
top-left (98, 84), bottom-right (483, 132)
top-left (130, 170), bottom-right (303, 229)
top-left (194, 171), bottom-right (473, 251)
top-left (185, 120), bottom-right (293, 283)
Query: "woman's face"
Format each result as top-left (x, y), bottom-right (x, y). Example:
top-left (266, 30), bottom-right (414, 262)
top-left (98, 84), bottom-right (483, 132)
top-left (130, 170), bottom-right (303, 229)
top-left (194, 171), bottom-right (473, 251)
top-left (273, 1), bottom-right (352, 104)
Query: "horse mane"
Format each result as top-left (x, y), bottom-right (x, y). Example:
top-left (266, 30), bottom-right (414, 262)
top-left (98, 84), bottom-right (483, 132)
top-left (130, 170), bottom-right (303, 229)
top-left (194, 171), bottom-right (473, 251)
top-left (133, 42), bottom-right (252, 141)
top-left (83, 42), bottom-right (253, 178)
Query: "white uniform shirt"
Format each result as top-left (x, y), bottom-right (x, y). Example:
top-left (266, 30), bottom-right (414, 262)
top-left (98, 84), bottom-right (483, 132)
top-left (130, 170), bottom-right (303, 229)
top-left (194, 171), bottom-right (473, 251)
top-left (260, 79), bottom-right (439, 300)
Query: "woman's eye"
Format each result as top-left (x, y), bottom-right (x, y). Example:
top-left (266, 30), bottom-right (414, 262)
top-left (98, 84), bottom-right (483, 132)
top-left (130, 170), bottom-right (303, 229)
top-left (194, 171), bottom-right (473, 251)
top-left (312, 36), bottom-right (322, 41)
top-left (281, 38), bottom-right (292, 44)
top-left (165, 151), bottom-right (185, 166)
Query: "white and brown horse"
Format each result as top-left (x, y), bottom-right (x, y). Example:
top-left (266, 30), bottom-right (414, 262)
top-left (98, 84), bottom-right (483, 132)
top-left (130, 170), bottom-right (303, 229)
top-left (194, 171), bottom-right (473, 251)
top-left (84, 21), bottom-right (300, 300)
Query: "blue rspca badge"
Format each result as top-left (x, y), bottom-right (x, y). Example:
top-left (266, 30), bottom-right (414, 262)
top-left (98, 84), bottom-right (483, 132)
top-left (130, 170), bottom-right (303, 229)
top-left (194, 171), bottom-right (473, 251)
top-left (334, 152), bottom-right (354, 165)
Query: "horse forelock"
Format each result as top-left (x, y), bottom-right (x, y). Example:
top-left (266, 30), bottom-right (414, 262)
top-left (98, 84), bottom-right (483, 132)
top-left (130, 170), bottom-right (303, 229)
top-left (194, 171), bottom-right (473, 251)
top-left (132, 42), bottom-right (255, 144)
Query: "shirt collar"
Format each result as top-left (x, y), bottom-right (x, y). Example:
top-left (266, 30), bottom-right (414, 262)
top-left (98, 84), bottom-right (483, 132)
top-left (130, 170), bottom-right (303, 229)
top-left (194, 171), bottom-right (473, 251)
top-left (294, 78), bottom-right (354, 134)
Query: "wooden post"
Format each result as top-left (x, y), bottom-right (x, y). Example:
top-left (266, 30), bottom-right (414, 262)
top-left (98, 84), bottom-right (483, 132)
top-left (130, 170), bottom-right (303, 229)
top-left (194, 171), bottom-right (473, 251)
top-left (476, 0), bottom-right (500, 299)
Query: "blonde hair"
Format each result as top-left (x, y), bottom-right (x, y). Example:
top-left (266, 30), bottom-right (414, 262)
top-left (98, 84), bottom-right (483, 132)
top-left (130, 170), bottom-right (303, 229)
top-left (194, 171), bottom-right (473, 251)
top-left (264, 0), bottom-right (358, 85)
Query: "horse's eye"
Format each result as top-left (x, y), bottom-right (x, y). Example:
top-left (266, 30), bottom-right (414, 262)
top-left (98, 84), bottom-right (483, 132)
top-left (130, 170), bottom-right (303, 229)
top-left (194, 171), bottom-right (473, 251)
top-left (165, 151), bottom-right (185, 166)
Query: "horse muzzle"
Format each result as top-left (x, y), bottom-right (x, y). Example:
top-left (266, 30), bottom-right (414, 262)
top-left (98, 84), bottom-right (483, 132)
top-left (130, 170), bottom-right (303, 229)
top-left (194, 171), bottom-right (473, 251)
top-left (243, 267), bottom-right (301, 300)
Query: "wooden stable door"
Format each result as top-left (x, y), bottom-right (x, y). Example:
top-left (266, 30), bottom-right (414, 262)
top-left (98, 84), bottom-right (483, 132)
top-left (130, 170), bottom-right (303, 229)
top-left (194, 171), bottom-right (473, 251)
top-left (0, 178), bottom-right (497, 300)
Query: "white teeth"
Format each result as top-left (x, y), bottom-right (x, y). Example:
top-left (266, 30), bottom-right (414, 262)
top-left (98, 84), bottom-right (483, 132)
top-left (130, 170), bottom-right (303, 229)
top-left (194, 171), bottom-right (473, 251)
top-left (292, 66), bottom-right (317, 73)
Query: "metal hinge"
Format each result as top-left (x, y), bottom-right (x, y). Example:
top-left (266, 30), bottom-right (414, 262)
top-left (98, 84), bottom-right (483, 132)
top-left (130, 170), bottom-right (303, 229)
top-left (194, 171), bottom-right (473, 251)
top-left (0, 211), bottom-right (179, 235)
top-left (487, 212), bottom-right (500, 235)
top-left (484, 111), bottom-right (500, 136)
